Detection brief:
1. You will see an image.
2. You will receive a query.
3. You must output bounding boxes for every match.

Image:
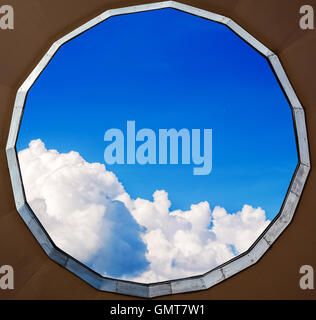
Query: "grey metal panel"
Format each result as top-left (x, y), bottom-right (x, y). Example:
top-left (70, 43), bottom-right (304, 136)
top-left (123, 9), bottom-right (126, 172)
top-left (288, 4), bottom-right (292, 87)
top-left (65, 257), bottom-right (105, 291)
top-left (5, 1), bottom-right (310, 298)
top-left (14, 90), bottom-right (27, 109)
top-left (171, 277), bottom-right (206, 294)
top-left (99, 278), bottom-right (118, 293)
top-left (291, 164), bottom-right (310, 197)
top-left (264, 191), bottom-right (300, 246)
top-left (294, 108), bottom-right (310, 167)
top-left (116, 281), bottom-right (149, 298)
top-left (169, 1), bottom-right (229, 23)
top-left (6, 147), bottom-right (25, 210)
top-left (43, 243), bottom-right (69, 267)
top-left (268, 54), bottom-right (304, 110)
top-left (6, 106), bottom-right (23, 149)
top-left (148, 282), bottom-right (172, 298)
top-left (108, 1), bottom-right (172, 17)
top-left (222, 254), bottom-right (253, 279)
top-left (17, 203), bottom-right (34, 226)
top-left (226, 19), bottom-right (273, 57)
top-left (201, 268), bottom-right (224, 288)
top-left (19, 51), bottom-right (54, 94)
top-left (27, 217), bottom-right (54, 252)
top-left (247, 237), bottom-right (270, 263)
top-left (221, 237), bottom-right (270, 280)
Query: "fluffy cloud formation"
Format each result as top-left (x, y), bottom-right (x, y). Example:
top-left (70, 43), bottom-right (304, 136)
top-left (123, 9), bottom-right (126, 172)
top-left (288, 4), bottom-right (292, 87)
top-left (121, 192), bottom-right (269, 283)
top-left (18, 139), bottom-right (148, 279)
top-left (18, 139), bottom-right (270, 283)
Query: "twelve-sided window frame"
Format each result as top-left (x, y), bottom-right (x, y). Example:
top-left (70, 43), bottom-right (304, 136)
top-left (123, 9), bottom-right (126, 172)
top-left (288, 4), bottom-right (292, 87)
top-left (6, 1), bottom-right (310, 298)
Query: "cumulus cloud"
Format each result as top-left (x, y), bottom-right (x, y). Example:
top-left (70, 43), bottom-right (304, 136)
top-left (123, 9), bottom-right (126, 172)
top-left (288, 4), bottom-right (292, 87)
top-left (18, 139), bottom-right (148, 279)
top-left (18, 139), bottom-right (270, 283)
top-left (121, 192), bottom-right (269, 283)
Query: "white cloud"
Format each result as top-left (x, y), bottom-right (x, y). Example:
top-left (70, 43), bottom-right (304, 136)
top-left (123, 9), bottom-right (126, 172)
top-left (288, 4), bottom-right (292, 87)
top-left (122, 192), bottom-right (270, 283)
top-left (18, 139), bottom-right (148, 279)
top-left (18, 139), bottom-right (270, 283)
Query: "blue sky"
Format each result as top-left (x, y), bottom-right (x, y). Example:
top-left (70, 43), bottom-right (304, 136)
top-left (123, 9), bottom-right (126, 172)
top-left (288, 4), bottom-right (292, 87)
top-left (17, 8), bottom-right (297, 221)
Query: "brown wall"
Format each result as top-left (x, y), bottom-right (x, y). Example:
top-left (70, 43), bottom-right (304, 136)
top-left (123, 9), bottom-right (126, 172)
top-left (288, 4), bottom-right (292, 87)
top-left (0, 0), bottom-right (315, 300)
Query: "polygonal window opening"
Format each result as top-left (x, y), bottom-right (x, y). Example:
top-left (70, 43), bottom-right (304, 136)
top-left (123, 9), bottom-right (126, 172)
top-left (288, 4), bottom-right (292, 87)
top-left (7, 2), bottom-right (310, 297)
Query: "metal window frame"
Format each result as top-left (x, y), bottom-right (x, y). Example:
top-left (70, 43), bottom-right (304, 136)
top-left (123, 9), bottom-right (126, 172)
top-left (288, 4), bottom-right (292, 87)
top-left (6, 1), bottom-right (310, 298)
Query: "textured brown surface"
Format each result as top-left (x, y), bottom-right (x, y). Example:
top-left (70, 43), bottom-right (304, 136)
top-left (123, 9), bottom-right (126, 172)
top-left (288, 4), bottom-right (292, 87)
top-left (0, 0), bottom-right (315, 300)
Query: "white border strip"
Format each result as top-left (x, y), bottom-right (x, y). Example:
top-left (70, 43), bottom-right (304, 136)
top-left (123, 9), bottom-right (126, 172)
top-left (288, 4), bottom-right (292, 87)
top-left (6, 1), bottom-right (310, 298)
